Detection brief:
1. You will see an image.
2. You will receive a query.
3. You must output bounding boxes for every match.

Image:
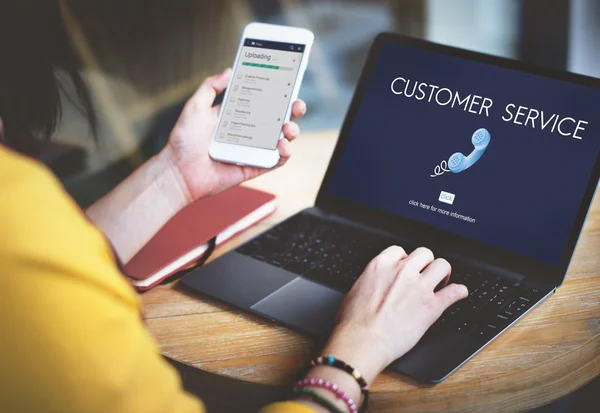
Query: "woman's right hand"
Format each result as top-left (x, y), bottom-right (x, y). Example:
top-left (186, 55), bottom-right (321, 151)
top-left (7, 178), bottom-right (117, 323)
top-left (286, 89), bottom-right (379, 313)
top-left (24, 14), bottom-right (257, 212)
top-left (322, 245), bottom-right (469, 384)
top-left (294, 246), bottom-right (469, 413)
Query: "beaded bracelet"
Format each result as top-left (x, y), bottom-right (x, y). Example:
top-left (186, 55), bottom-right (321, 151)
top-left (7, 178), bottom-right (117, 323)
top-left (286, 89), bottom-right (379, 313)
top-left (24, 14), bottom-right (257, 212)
top-left (292, 387), bottom-right (345, 413)
top-left (310, 356), bottom-right (369, 412)
top-left (295, 377), bottom-right (358, 413)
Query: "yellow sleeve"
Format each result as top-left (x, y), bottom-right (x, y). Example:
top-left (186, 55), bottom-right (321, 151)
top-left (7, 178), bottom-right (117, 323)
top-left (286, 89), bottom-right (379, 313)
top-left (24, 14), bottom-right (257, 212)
top-left (0, 147), bottom-right (203, 413)
top-left (260, 401), bottom-right (318, 413)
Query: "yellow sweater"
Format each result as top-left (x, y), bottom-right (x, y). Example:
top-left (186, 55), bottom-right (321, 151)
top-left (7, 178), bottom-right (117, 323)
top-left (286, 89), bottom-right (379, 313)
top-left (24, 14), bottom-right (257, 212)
top-left (0, 146), bottom-right (313, 413)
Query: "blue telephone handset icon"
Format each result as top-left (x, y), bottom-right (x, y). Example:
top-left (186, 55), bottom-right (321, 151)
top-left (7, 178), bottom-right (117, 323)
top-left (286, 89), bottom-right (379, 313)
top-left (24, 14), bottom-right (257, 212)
top-left (447, 128), bottom-right (491, 173)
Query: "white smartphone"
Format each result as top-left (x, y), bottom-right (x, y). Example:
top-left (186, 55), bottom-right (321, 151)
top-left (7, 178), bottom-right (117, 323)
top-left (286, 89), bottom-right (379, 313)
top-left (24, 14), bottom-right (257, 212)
top-left (209, 22), bottom-right (314, 169)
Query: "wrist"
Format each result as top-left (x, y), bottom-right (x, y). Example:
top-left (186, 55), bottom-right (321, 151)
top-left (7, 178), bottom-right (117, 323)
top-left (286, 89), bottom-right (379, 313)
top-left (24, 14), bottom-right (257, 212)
top-left (322, 326), bottom-right (389, 385)
top-left (85, 148), bottom-right (194, 263)
top-left (157, 146), bottom-right (195, 207)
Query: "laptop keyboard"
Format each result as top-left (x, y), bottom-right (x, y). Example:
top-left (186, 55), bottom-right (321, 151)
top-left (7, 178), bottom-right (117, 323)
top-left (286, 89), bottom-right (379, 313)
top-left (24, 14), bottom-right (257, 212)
top-left (236, 213), bottom-right (547, 340)
top-left (430, 268), bottom-right (545, 339)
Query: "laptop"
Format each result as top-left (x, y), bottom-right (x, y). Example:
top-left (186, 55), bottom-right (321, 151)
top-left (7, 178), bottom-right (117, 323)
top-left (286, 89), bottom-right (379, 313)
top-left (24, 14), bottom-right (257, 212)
top-left (182, 33), bottom-right (600, 383)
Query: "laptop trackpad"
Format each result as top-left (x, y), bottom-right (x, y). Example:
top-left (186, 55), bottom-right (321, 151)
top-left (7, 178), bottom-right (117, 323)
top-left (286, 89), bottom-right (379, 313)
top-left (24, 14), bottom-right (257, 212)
top-left (251, 277), bottom-right (345, 338)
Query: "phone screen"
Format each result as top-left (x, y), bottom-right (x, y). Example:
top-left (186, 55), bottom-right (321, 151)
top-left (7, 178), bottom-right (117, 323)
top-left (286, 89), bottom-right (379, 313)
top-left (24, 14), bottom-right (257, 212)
top-left (215, 38), bottom-right (306, 150)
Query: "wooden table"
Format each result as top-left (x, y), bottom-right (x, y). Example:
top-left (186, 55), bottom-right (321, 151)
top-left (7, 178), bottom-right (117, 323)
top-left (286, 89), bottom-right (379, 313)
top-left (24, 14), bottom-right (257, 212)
top-left (142, 131), bottom-right (600, 412)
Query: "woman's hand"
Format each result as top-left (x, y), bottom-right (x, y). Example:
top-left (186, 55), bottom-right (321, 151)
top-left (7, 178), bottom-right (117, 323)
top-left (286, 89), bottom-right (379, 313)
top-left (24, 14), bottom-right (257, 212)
top-left (86, 69), bottom-right (304, 263)
top-left (295, 246), bottom-right (468, 413)
top-left (162, 68), bottom-right (307, 202)
top-left (322, 246), bottom-right (468, 384)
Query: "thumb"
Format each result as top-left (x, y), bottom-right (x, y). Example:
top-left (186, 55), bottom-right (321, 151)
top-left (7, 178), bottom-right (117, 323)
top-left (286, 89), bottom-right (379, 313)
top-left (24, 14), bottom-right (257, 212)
top-left (435, 283), bottom-right (468, 312)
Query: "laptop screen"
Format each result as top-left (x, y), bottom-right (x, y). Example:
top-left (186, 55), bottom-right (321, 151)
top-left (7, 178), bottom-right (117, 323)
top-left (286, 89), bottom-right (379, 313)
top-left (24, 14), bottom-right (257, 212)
top-left (327, 41), bottom-right (600, 266)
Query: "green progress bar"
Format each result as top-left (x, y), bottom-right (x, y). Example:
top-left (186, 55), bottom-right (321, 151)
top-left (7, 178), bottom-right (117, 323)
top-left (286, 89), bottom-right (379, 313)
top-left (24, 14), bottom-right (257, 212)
top-left (242, 62), bottom-right (280, 70)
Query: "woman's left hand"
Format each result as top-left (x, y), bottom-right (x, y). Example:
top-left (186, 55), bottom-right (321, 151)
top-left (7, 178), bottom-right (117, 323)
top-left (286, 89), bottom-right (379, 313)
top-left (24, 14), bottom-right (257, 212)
top-left (162, 68), bottom-right (307, 202)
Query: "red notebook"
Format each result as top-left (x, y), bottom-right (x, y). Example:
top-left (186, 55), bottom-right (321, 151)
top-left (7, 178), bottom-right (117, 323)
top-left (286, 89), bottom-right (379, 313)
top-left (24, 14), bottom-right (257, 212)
top-left (124, 186), bottom-right (276, 291)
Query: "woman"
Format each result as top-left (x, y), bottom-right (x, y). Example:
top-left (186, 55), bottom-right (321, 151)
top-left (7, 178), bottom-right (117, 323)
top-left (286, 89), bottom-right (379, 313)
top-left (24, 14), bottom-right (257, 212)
top-left (0, 3), bottom-right (468, 412)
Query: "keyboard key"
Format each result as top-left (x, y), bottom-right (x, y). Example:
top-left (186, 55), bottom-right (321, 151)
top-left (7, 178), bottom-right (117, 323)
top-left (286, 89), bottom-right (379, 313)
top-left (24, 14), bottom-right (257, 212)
top-left (494, 313), bottom-right (510, 327)
top-left (283, 258), bottom-right (316, 274)
top-left (456, 321), bottom-right (475, 334)
top-left (279, 251), bottom-right (295, 263)
top-left (486, 323), bottom-right (499, 333)
top-left (447, 304), bottom-right (463, 318)
top-left (474, 326), bottom-right (488, 338)
top-left (468, 301), bottom-right (485, 312)
top-left (268, 259), bottom-right (284, 267)
top-left (468, 287), bottom-right (480, 297)
top-left (515, 303), bottom-right (528, 313)
top-left (474, 323), bottom-right (500, 340)
top-left (502, 310), bottom-right (516, 320)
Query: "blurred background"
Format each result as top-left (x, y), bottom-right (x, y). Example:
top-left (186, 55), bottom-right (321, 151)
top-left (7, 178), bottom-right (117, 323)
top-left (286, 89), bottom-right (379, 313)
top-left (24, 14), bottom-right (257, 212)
top-left (54, 0), bottom-right (600, 208)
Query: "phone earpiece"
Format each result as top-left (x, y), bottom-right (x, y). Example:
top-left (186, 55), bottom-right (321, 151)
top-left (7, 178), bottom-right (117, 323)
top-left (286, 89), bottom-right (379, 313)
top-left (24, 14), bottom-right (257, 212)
top-left (448, 128), bottom-right (491, 173)
top-left (471, 128), bottom-right (491, 149)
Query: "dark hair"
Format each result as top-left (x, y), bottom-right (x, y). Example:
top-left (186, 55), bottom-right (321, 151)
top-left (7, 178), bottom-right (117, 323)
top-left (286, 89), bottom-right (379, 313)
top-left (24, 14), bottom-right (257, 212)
top-left (0, 1), bottom-right (97, 153)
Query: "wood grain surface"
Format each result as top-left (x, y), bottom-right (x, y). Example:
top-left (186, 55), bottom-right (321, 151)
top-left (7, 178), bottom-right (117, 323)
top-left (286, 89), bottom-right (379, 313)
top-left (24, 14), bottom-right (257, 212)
top-left (142, 131), bottom-right (600, 412)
